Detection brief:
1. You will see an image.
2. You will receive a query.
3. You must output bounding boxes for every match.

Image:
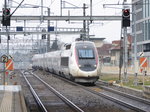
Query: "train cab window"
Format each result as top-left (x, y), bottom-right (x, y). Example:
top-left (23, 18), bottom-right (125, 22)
top-left (66, 44), bottom-right (71, 50)
top-left (78, 49), bottom-right (95, 59)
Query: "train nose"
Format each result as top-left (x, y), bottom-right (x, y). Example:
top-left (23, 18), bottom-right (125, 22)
top-left (79, 64), bottom-right (96, 71)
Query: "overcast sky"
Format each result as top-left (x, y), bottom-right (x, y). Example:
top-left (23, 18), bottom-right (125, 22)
top-left (1, 0), bottom-right (131, 43)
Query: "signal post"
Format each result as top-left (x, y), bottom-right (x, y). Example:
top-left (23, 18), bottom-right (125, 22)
top-left (122, 8), bottom-right (130, 82)
top-left (1, 55), bottom-right (8, 85)
top-left (1, 0), bottom-right (11, 86)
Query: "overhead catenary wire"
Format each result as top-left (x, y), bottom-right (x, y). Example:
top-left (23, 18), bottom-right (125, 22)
top-left (49, 0), bottom-right (57, 7)
top-left (93, 0), bottom-right (105, 7)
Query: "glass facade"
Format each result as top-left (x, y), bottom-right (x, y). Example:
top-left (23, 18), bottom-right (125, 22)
top-left (132, 0), bottom-right (150, 53)
top-left (143, 0), bottom-right (150, 18)
top-left (143, 0), bottom-right (150, 41)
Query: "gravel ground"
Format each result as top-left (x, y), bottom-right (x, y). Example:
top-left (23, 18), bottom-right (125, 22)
top-left (109, 85), bottom-right (143, 97)
top-left (32, 70), bottom-right (136, 112)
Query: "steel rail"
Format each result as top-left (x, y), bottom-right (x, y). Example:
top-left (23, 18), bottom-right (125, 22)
top-left (98, 85), bottom-right (150, 105)
top-left (80, 87), bottom-right (148, 112)
top-left (21, 71), bottom-right (48, 112)
top-left (81, 87), bottom-right (148, 112)
top-left (30, 72), bottom-right (84, 112)
top-left (51, 74), bottom-right (148, 112)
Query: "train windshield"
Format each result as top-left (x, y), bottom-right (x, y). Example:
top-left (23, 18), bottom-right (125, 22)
top-left (78, 49), bottom-right (95, 59)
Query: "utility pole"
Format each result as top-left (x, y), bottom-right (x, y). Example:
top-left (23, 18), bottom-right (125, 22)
top-left (83, 3), bottom-right (86, 40)
top-left (133, 4), bottom-right (138, 86)
top-left (90, 0), bottom-right (92, 23)
top-left (60, 0), bottom-right (62, 16)
top-left (4, 0), bottom-right (7, 86)
top-left (8, 0), bottom-right (12, 7)
top-left (4, 0), bottom-right (10, 62)
top-left (41, 0), bottom-right (43, 22)
top-left (124, 26), bottom-right (128, 82)
top-left (119, 36), bottom-right (123, 80)
top-left (87, 20), bottom-right (90, 40)
top-left (24, 20), bottom-right (26, 34)
top-left (47, 8), bottom-right (50, 52)
top-left (123, 0), bottom-right (129, 82)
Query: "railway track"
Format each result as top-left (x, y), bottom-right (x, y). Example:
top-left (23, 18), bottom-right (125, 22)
top-left (94, 85), bottom-right (150, 112)
top-left (21, 70), bottom-right (84, 112)
top-left (44, 71), bottom-right (150, 112)
top-left (96, 83), bottom-right (150, 105)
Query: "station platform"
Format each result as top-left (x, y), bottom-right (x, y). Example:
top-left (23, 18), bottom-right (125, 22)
top-left (0, 85), bottom-right (27, 112)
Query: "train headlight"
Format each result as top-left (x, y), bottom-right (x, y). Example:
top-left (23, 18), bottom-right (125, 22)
top-left (94, 65), bottom-right (97, 67)
top-left (79, 64), bottom-right (81, 67)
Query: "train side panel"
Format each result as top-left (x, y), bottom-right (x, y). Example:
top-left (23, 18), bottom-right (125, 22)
top-left (60, 49), bottom-right (72, 78)
top-left (69, 43), bottom-right (79, 77)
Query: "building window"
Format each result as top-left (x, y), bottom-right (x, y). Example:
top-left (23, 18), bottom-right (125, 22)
top-left (143, 43), bottom-right (150, 52)
top-left (111, 51), bottom-right (115, 56)
top-left (144, 20), bottom-right (149, 40)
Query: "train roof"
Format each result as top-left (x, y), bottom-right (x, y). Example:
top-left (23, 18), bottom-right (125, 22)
top-left (73, 41), bottom-right (95, 46)
top-left (74, 40), bottom-right (94, 44)
top-left (32, 41), bottom-right (96, 59)
top-left (32, 54), bottom-right (43, 60)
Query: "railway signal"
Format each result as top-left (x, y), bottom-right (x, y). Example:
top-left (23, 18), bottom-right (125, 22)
top-left (42, 28), bottom-right (46, 39)
top-left (2, 8), bottom-right (11, 26)
top-left (122, 9), bottom-right (130, 27)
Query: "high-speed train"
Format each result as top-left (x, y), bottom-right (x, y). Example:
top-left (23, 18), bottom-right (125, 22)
top-left (32, 40), bottom-right (100, 83)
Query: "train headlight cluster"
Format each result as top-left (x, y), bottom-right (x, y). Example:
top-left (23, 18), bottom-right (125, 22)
top-left (79, 65), bottom-right (82, 67)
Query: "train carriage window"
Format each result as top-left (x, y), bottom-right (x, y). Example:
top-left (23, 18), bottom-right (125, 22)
top-left (61, 57), bottom-right (69, 66)
top-left (78, 49), bottom-right (95, 59)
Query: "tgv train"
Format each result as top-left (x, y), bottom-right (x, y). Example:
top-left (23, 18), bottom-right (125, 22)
top-left (32, 41), bottom-right (100, 83)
